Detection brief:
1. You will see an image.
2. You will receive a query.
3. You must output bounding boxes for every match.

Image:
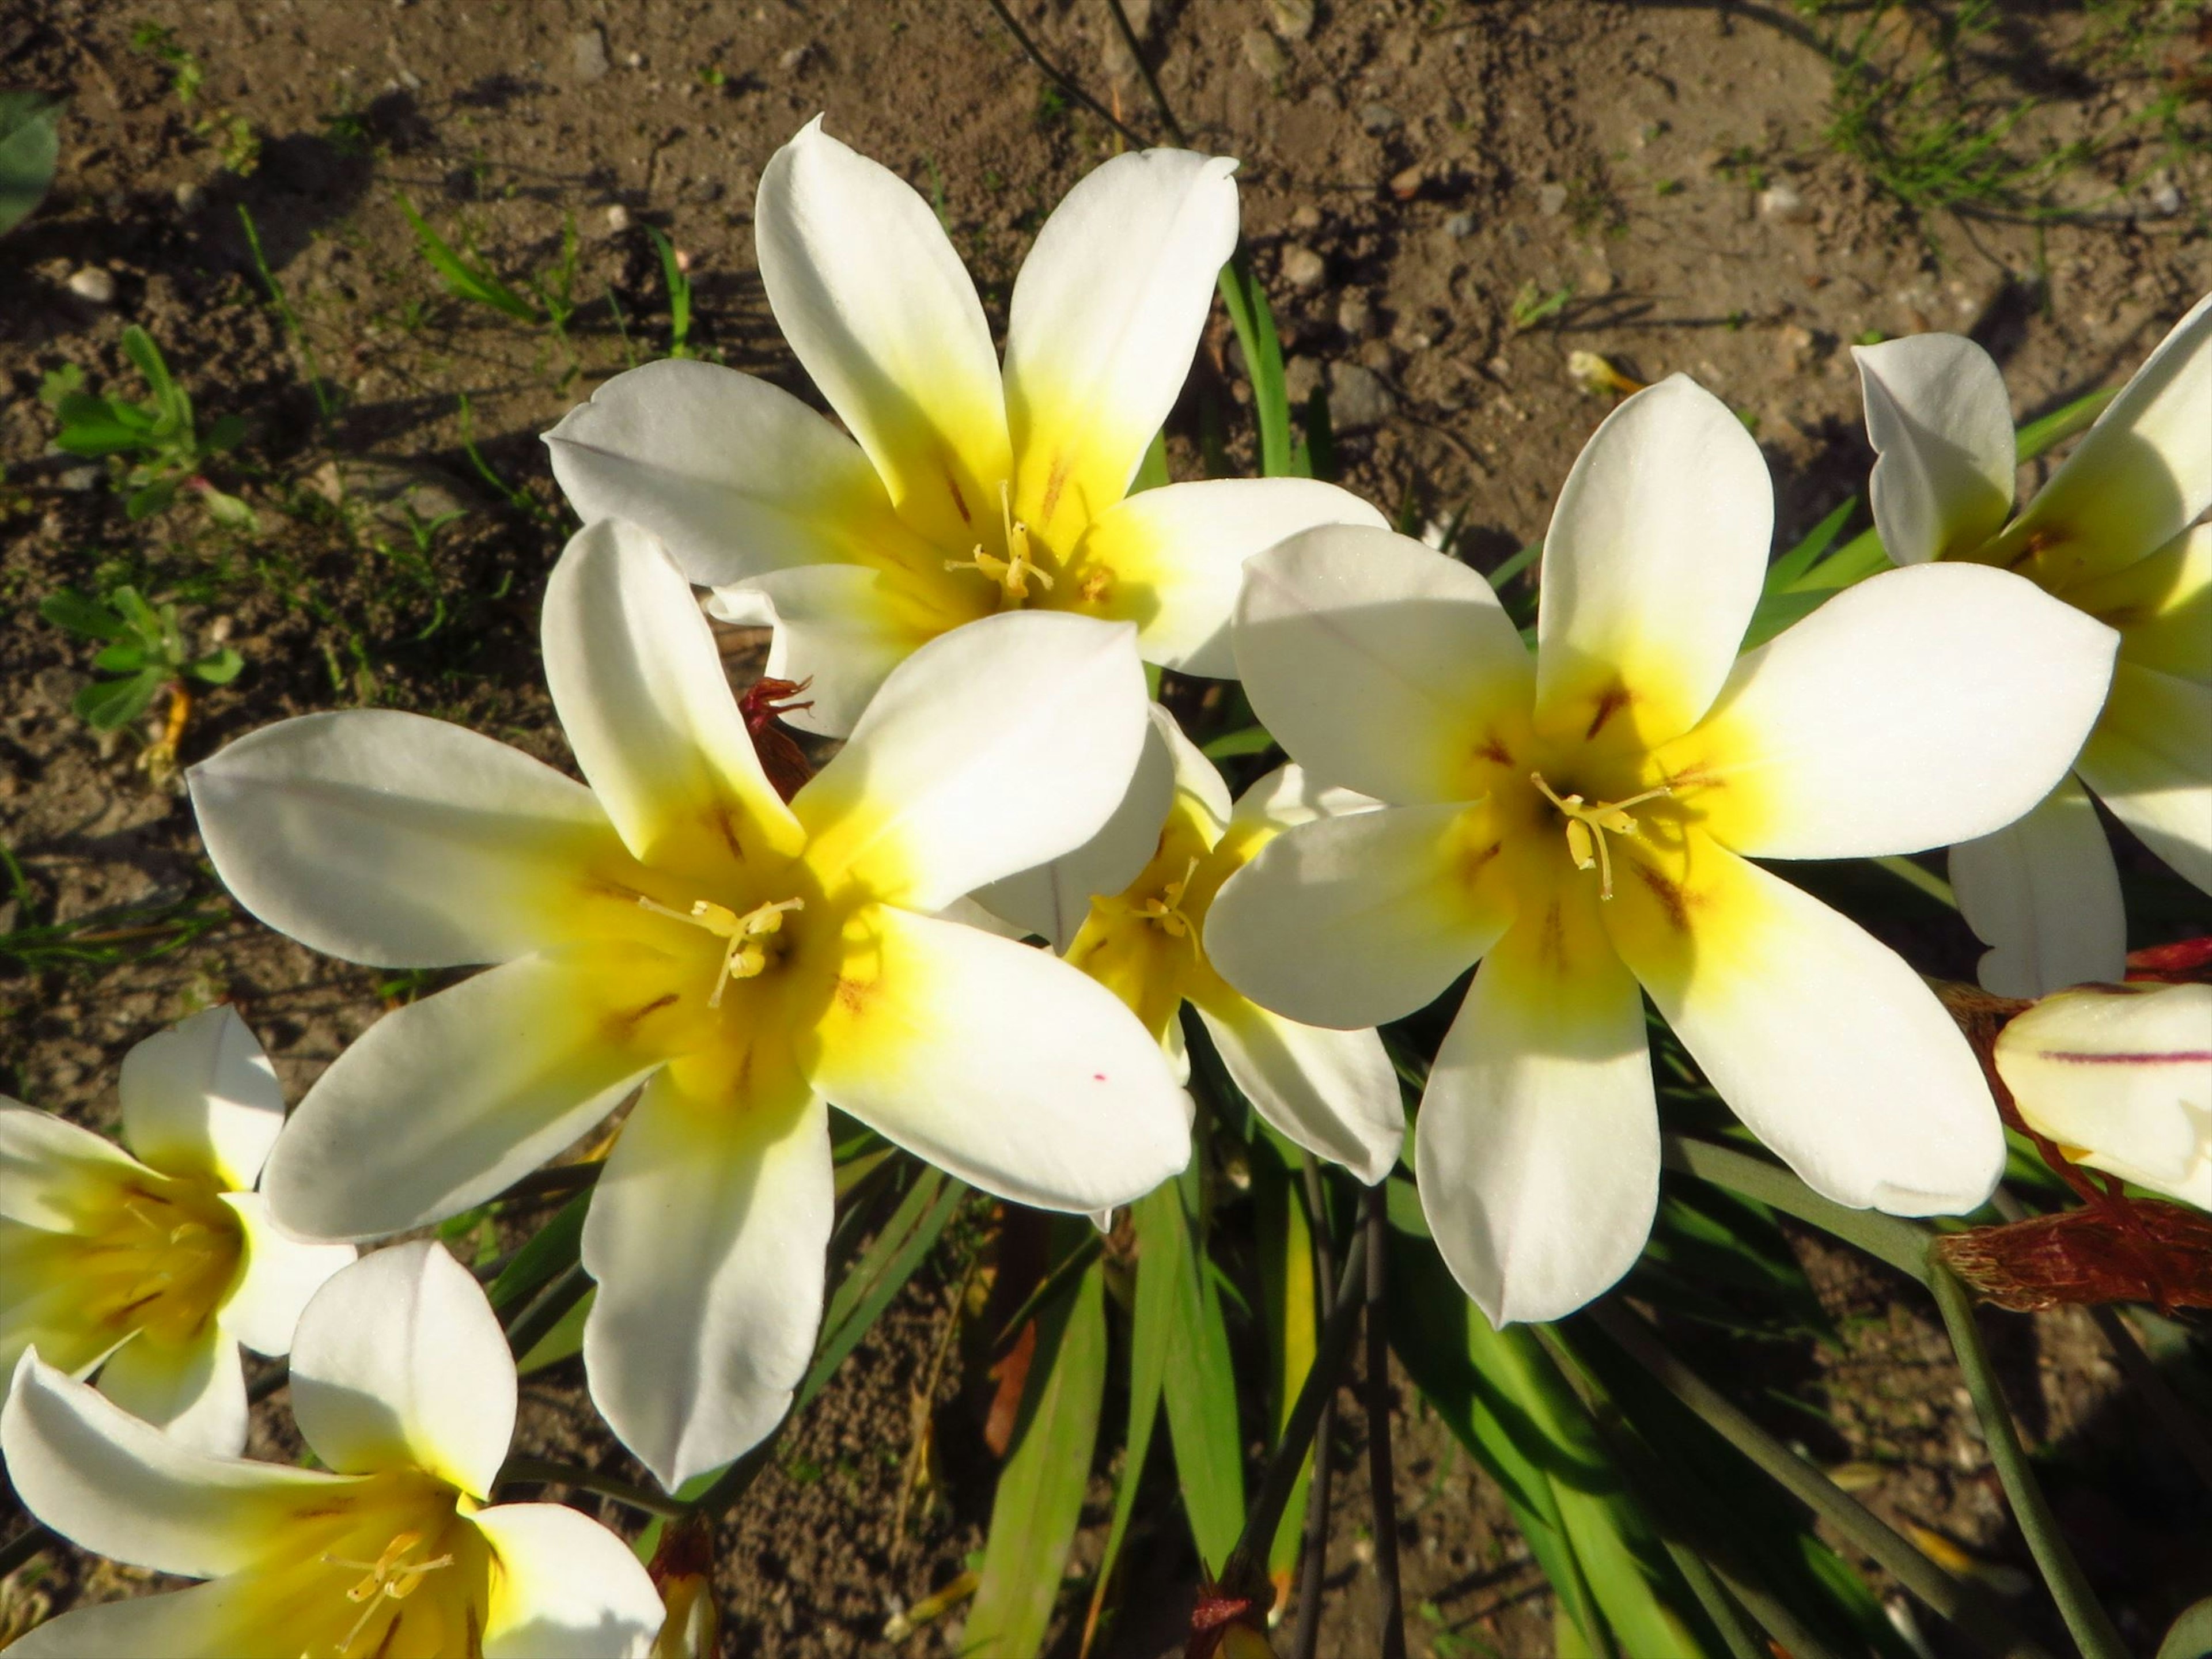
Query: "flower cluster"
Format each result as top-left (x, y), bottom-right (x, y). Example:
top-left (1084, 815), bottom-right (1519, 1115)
top-left (7, 113), bottom-right (2206, 1649)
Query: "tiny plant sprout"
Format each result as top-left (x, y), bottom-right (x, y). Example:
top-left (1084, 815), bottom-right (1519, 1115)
top-left (40, 326), bottom-right (253, 527)
top-left (39, 583), bottom-right (243, 784)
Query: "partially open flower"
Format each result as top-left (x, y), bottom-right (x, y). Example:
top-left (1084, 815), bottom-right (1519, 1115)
top-left (544, 119), bottom-right (1385, 734)
top-left (1854, 297), bottom-right (2212, 995)
top-left (0, 1007), bottom-right (353, 1454)
top-left (1206, 375), bottom-right (2117, 1323)
top-left (0, 1241), bottom-right (664, 1656)
top-left (1995, 980), bottom-right (2212, 1207)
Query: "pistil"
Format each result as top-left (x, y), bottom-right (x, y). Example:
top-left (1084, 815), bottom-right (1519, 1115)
top-left (945, 482), bottom-right (1055, 603)
top-left (637, 895), bottom-right (806, 1007)
top-left (1134, 859), bottom-right (1202, 942)
top-left (1530, 772), bottom-right (1672, 901)
top-left (324, 1529), bottom-right (457, 1657)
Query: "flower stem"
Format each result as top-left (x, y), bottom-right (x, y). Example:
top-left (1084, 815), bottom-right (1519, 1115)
top-left (1585, 1299), bottom-right (2051, 1659)
top-left (1362, 1184), bottom-right (1406, 1659)
top-left (1217, 1226), bottom-right (1369, 1605)
top-left (1928, 1264), bottom-right (2130, 1659)
top-left (503, 1260), bottom-right (590, 1361)
top-left (495, 1456), bottom-right (689, 1519)
top-left (1289, 1157), bottom-right (1339, 1659)
top-left (0, 1524), bottom-right (51, 1582)
top-left (977, 0), bottom-right (1154, 149)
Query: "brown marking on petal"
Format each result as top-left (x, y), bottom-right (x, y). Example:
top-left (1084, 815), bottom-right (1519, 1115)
top-left (1536, 899), bottom-right (1566, 969)
top-left (290, 1503), bottom-right (353, 1521)
top-left (2041, 1048), bottom-right (2212, 1066)
top-left (370, 1613), bottom-right (402, 1659)
top-left (945, 470), bottom-right (972, 525)
top-left (1474, 734), bottom-right (1514, 767)
top-left (835, 976), bottom-right (872, 1014)
top-left (711, 803), bottom-right (748, 863)
top-left (108, 1291), bottom-right (163, 1323)
top-left (1627, 857), bottom-right (1690, 931)
top-left (1039, 453), bottom-right (1071, 525)
top-left (608, 993), bottom-right (680, 1039)
top-left (1460, 839), bottom-right (1503, 886)
top-left (1584, 683), bottom-right (1632, 741)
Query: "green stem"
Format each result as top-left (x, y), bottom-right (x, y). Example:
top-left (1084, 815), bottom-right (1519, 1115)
top-left (993, 1230), bottom-right (1104, 1349)
top-left (1586, 1300), bottom-right (2050, 1659)
top-left (1658, 1540), bottom-right (1783, 1659)
top-left (502, 1261), bottom-right (590, 1360)
top-left (1217, 1227), bottom-right (1369, 1602)
top-left (1929, 1265), bottom-right (2130, 1659)
top-left (1363, 1185), bottom-right (1406, 1659)
top-left (0, 1524), bottom-right (52, 1581)
top-left (495, 1456), bottom-right (689, 1520)
top-left (1705, 1556), bottom-right (1849, 1659)
top-left (1872, 854), bottom-right (1959, 910)
top-left (1659, 1134), bottom-right (1934, 1282)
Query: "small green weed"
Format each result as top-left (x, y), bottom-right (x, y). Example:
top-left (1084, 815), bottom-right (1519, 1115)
top-left (646, 225), bottom-right (693, 358)
top-left (39, 583), bottom-right (242, 737)
top-left (41, 327), bottom-right (255, 527)
top-left (1508, 279), bottom-right (1575, 332)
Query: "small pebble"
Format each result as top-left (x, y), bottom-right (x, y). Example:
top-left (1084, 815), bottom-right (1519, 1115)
top-left (1336, 290), bottom-right (1374, 338)
top-left (604, 203), bottom-right (631, 232)
top-left (65, 267), bottom-right (115, 305)
top-left (1280, 244), bottom-right (1325, 290)
top-left (57, 465), bottom-right (101, 492)
top-left (1266, 0), bottom-right (1316, 40)
top-left (1328, 362), bottom-right (1394, 431)
top-left (172, 180), bottom-right (202, 213)
top-left (1283, 355), bottom-right (1324, 407)
top-left (1758, 183), bottom-right (1814, 223)
top-left (1241, 28), bottom-right (1289, 80)
top-left (624, 50), bottom-right (643, 69)
top-left (1358, 101), bottom-right (1402, 135)
top-left (1387, 164), bottom-right (1425, 199)
top-left (1290, 202), bottom-right (1323, 230)
top-left (1444, 210), bottom-right (1476, 238)
top-left (1536, 182), bottom-right (1569, 217)
top-left (572, 26), bottom-right (610, 83)
top-left (778, 43), bottom-right (812, 72)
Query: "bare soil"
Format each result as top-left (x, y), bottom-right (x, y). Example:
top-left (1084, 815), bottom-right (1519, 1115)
top-left (4, 0), bottom-right (2211, 1653)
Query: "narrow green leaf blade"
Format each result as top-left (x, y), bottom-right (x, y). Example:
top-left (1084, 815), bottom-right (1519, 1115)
top-left (0, 92), bottom-right (61, 236)
top-left (799, 1168), bottom-right (961, 1412)
top-left (73, 669), bottom-right (163, 731)
top-left (487, 1189), bottom-right (591, 1314)
top-left (1148, 1179), bottom-right (1245, 1572)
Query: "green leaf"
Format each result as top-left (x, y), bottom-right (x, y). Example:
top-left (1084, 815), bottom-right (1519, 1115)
top-left (120, 325), bottom-right (187, 429)
top-left (397, 192), bottom-right (544, 323)
top-left (1084, 1197), bottom-right (1173, 1652)
top-left (1200, 725), bottom-right (1276, 761)
top-left (108, 586), bottom-right (160, 637)
top-left (1216, 254), bottom-right (1294, 478)
top-left (124, 480), bottom-right (176, 520)
top-left (0, 92), bottom-right (62, 237)
top-left (202, 412), bottom-right (247, 453)
top-left (73, 669), bottom-right (164, 732)
top-left (1130, 427), bottom-right (1171, 494)
top-left (645, 224), bottom-right (691, 355)
top-left (964, 1252), bottom-right (1109, 1659)
top-left (38, 592), bottom-right (126, 639)
top-left (798, 1166), bottom-right (962, 1414)
top-left (517, 1285), bottom-right (593, 1374)
top-left (1255, 1152), bottom-right (1319, 1583)
top-left (51, 400), bottom-right (153, 455)
top-left (187, 646), bottom-right (244, 685)
top-left (2159, 1596), bottom-right (2212, 1659)
top-left (92, 640), bottom-right (149, 673)
top-left (1145, 1177), bottom-right (1245, 1573)
top-left (487, 1189), bottom-right (592, 1314)
top-left (197, 486), bottom-right (257, 531)
top-left (1763, 497), bottom-right (1858, 593)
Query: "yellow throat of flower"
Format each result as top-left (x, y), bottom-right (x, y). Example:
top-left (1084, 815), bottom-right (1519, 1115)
top-left (72, 1174), bottom-right (245, 1352)
top-left (636, 894), bottom-right (806, 1009)
top-left (1529, 771), bottom-right (1673, 902)
top-left (945, 482), bottom-right (1057, 604)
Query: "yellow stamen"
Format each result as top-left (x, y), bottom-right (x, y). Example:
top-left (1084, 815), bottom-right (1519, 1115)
top-left (637, 895), bottom-right (806, 1007)
top-left (944, 483), bottom-right (1055, 603)
top-left (323, 1530), bottom-right (456, 1656)
top-left (1133, 859), bottom-right (1201, 942)
top-left (1531, 772), bottom-right (1672, 902)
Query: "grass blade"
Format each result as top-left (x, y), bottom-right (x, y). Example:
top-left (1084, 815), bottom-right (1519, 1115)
top-left (396, 192), bottom-right (543, 323)
top-left (1144, 1177), bottom-right (1246, 1572)
top-left (1217, 252), bottom-right (1294, 478)
top-left (800, 1167), bottom-right (963, 1414)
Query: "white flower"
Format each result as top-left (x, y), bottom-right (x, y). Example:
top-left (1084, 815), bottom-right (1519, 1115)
top-left (0, 1007), bottom-right (353, 1455)
top-left (186, 518), bottom-right (1188, 1488)
top-left (994, 707), bottom-right (1404, 1182)
top-left (0, 1240), bottom-right (665, 1657)
top-left (1854, 295), bottom-right (2212, 995)
top-left (543, 118), bottom-right (1385, 735)
top-left (1995, 981), bottom-right (2212, 1208)
top-left (1203, 375), bottom-right (2119, 1324)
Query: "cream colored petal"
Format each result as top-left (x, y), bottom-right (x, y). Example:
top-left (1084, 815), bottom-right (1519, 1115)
top-left (288, 1241), bottom-right (516, 1498)
top-left (1607, 836), bottom-right (2003, 1214)
top-left (1194, 995), bottom-right (1403, 1185)
top-left (0, 1109), bottom-right (144, 1233)
top-left (118, 1007), bottom-right (284, 1193)
top-left (2062, 521), bottom-right (2212, 683)
top-left (755, 118), bottom-right (1011, 552)
top-left (1062, 477), bottom-right (1388, 676)
top-left (542, 518), bottom-right (804, 878)
top-left (2075, 660), bottom-right (2212, 895)
top-left (474, 1501), bottom-right (666, 1657)
top-left (1949, 777), bottom-right (2127, 998)
top-left (1004, 148), bottom-right (1237, 548)
top-left (215, 1192), bottom-right (355, 1358)
top-left (3, 1580), bottom-right (255, 1657)
top-left (543, 357), bottom-right (930, 586)
top-left (1853, 334), bottom-right (2016, 565)
top-left (1533, 375), bottom-right (1772, 748)
top-left (707, 563), bottom-right (951, 738)
top-left (1992, 290), bottom-right (2212, 585)
top-left (93, 1326), bottom-right (245, 1457)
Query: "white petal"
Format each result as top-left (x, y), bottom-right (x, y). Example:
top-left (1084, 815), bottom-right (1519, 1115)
top-left (1003, 148), bottom-right (1238, 546)
top-left (1230, 762), bottom-right (1382, 831)
top-left (542, 519), bottom-right (802, 874)
top-left (0, 1109), bottom-right (143, 1232)
top-left (1664, 562), bottom-right (2118, 860)
top-left (1949, 777), bottom-right (2127, 997)
top-left (808, 906), bottom-right (1188, 1211)
top-left (707, 563), bottom-right (940, 738)
top-left (1853, 334), bottom-right (2016, 565)
top-left (1067, 477), bottom-right (1388, 676)
top-left (972, 701), bottom-right (1186, 952)
top-left (474, 1501), bottom-right (666, 1657)
top-left (289, 1241), bottom-right (515, 1498)
top-left (2063, 521), bottom-right (2212, 683)
top-left (1195, 998), bottom-right (1403, 1184)
top-left (1203, 802), bottom-right (1513, 1031)
top-left (1232, 525), bottom-right (1533, 804)
top-left (1533, 375), bottom-right (1772, 747)
top-left (118, 1007), bottom-right (283, 1192)
top-left (581, 1071), bottom-right (830, 1490)
top-left (93, 1328), bottom-right (245, 1457)
top-left (0, 1350), bottom-right (342, 1580)
top-left (261, 953), bottom-right (662, 1243)
top-left (214, 1192), bottom-right (355, 1357)
top-left (543, 357), bottom-right (930, 586)
top-left (2076, 661), bottom-right (2212, 896)
top-left (1611, 843), bottom-right (2003, 1214)
top-left (4, 1581), bottom-right (249, 1657)
top-left (1414, 941), bottom-right (1657, 1325)
top-left (2000, 290), bottom-right (2212, 584)
top-left (796, 611), bottom-right (1149, 912)
top-left (188, 710), bottom-right (620, 970)
top-left (1995, 984), bottom-right (2212, 1194)
top-left (755, 118), bottom-right (1010, 553)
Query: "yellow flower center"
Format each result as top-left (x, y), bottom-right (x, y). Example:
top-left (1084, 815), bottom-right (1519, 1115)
top-left (944, 482), bottom-right (1056, 605)
top-left (1132, 858), bottom-right (1202, 942)
top-left (325, 1529), bottom-right (457, 1657)
top-left (75, 1176), bottom-right (244, 1350)
top-left (1528, 771), bottom-right (1673, 902)
top-left (636, 894), bottom-right (806, 1008)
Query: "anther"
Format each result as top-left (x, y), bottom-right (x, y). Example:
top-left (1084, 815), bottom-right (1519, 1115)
top-left (635, 895), bottom-right (806, 1007)
top-left (942, 483), bottom-right (1054, 602)
top-left (1134, 859), bottom-right (1202, 942)
top-left (324, 1531), bottom-right (457, 1656)
top-left (1530, 773), bottom-right (1671, 902)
